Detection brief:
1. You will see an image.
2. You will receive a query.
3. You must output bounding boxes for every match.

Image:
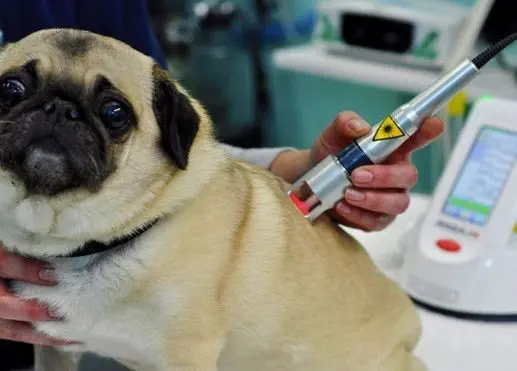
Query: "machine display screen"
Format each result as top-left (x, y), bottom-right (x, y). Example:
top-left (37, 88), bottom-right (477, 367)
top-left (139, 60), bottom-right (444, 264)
top-left (443, 126), bottom-right (517, 226)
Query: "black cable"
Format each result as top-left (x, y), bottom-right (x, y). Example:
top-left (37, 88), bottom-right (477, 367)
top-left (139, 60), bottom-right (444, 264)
top-left (482, 35), bottom-right (517, 84)
top-left (472, 33), bottom-right (517, 69)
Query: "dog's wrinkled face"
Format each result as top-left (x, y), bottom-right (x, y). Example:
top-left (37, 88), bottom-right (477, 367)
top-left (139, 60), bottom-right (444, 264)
top-left (0, 29), bottom-right (221, 255)
top-left (0, 29), bottom-right (200, 197)
top-left (0, 59), bottom-right (123, 195)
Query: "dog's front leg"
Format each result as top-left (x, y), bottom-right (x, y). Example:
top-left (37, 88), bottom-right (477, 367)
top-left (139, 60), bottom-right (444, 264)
top-left (34, 345), bottom-right (81, 371)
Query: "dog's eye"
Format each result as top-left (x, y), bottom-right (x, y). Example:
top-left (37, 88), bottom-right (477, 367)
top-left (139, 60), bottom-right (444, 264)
top-left (0, 78), bottom-right (26, 108)
top-left (99, 101), bottom-right (130, 132)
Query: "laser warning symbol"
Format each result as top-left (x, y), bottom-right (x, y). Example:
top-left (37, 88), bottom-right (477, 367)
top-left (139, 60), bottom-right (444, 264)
top-left (372, 116), bottom-right (405, 141)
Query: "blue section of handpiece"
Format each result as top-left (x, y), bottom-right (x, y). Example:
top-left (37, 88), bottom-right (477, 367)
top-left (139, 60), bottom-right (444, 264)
top-left (336, 141), bottom-right (373, 173)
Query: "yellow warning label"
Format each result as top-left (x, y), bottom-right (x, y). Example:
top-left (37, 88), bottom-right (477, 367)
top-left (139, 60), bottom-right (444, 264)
top-left (372, 116), bottom-right (405, 141)
top-left (513, 223), bottom-right (517, 234)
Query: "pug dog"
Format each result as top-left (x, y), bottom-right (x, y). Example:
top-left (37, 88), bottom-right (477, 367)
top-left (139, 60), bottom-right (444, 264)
top-left (0, 29), bottom-right (425, 371)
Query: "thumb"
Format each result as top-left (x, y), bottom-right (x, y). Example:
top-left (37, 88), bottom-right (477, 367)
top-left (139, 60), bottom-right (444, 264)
top-left (312, 112), bottom-right (371, 164)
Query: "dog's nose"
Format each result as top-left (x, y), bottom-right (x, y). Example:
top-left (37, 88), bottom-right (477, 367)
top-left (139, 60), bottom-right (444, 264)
top-left (43, 97), bottom-right (81, 121)
top-left (22, 137), bottom-right (72, 195)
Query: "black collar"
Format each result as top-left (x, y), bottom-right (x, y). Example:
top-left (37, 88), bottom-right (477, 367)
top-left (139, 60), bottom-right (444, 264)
top-left (62, 219), bottom-right (160, 258)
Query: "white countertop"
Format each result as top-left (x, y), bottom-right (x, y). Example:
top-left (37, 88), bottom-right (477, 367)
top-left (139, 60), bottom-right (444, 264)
top-left (273, 45), bottom-right (517, 100)
top-left (341, 193), bottom-right (517, 371)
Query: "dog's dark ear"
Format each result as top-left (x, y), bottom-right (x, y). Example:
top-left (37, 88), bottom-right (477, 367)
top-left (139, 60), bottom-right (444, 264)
top-left (152, 64), bottom-right (199, 170)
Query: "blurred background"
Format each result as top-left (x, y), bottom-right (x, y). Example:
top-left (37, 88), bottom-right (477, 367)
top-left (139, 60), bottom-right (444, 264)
top-left (144, 0), bottom-right (517, 194)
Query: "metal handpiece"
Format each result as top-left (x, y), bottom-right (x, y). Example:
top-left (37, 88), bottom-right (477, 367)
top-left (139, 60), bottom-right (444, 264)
top-left (357, 60), bottom-right (479, 164)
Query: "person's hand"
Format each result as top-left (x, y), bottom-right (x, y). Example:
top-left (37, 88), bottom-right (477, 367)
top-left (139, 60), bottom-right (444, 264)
top-left (269, 111), bottom-right (444, 231)
top-left (310, 111), bottom-right (443, 231)
top-left (0, 245), bottom-right (71, 345)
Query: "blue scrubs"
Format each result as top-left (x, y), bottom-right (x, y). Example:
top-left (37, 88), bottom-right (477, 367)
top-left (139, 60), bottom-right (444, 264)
top-left (0, 0), bottom-right (168, 68)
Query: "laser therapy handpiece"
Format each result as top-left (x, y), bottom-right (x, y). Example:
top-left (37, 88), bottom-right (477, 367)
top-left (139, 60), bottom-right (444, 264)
top-left (288, 33), bottom-right (517, 222)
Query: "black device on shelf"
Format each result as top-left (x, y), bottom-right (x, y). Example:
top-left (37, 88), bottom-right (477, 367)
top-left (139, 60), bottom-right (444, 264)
top-left (340, 13), bottom-right (414, 54)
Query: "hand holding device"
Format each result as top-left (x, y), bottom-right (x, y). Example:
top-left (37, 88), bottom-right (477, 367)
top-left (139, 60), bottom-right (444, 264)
top-left (306, 112), bottom-right (443, 231)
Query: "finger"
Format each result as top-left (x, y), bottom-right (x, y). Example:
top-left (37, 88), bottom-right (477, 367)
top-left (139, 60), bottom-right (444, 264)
top-left (388, 117), bottom-right (444, 163)
top-left (350, 163), bottom-right (418, 189)
top-left (332, 202), bottom-right (396, 232)
top-left (313, 111), bottom-right (371, 159)
top-left (0, 246), bottom-right (56, 285)
top-left (344, 188), bottom-right (411, 215)
top-left (0, 282), bottom-right (56, 322)
top-left (0, 318), bottom-right (73, 345)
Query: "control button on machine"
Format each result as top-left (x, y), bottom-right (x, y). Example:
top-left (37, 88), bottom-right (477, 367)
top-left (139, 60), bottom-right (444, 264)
top-left (436, 239), bottom-right (461, 252)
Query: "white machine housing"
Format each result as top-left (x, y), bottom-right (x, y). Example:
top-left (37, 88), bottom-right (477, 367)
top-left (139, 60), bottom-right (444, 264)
top-left (400, 97), bottom-right (517, 317)
top-left (313, 0), bottom-right (470, 68)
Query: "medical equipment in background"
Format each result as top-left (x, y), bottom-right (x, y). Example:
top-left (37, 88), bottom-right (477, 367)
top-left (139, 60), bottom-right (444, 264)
top-left (288, 32), bottom-right (517, 222)
top-left (312, 0), bottom-right (471, 69)
top-left (148, 0), bottom-right (316, 149)
top-left (399, 96), bottom-right (517, 321)
top-left (151, 0), bottom-right (270, 149)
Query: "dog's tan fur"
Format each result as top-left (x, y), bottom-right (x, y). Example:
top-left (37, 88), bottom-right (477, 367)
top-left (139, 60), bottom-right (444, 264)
top-left (0, 29), bottom-right (424, 370)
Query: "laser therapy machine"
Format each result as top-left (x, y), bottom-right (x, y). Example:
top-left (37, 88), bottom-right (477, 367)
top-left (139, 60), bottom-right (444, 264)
top-left (399, 96), bottom-right (517, 320)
